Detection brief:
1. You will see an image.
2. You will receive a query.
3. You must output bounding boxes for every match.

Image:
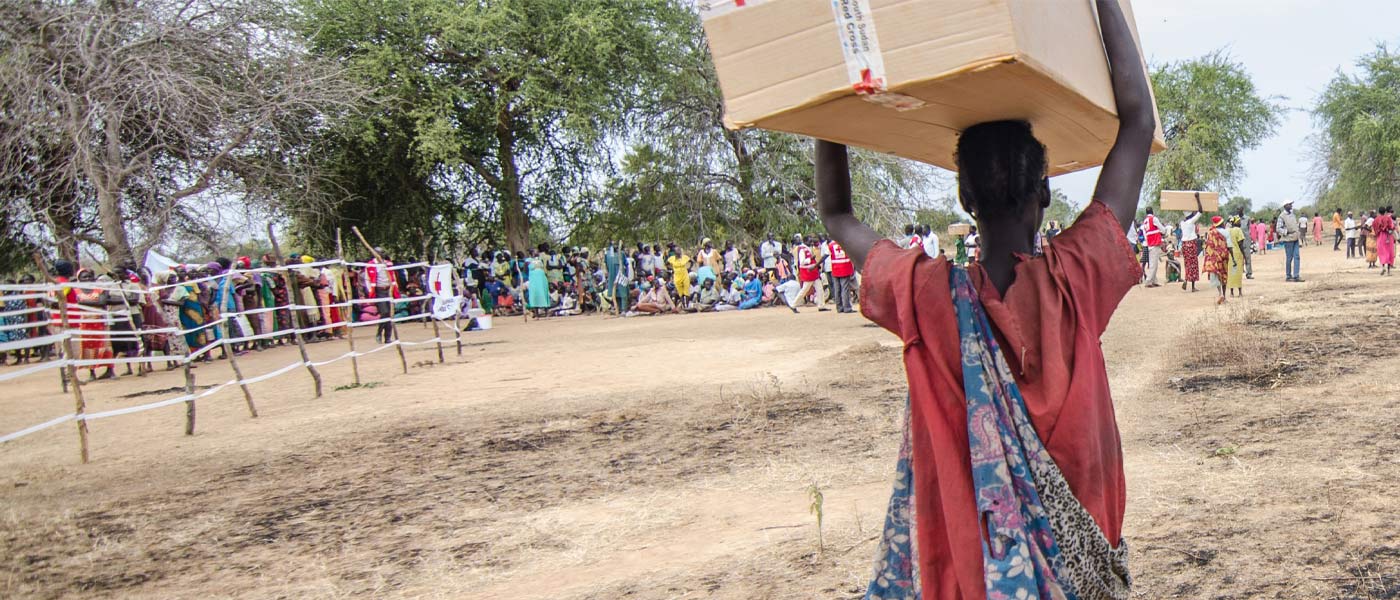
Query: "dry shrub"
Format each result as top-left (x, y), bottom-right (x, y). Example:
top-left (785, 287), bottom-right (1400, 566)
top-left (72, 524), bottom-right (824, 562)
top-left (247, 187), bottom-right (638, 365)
top-left (1183, 308), bottom-right (1296, 385)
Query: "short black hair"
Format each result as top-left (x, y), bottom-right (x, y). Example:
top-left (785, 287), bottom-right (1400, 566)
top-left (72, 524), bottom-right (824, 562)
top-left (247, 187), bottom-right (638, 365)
top-left (904, 224), bottom-right (915, 235)
top-left (955, 120), bottom-right (1049, 220)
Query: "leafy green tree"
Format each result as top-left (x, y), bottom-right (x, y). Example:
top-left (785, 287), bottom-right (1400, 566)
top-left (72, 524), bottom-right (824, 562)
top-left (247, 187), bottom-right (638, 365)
top-left (299, 0), bottom-right (690, 252)
top-left (1312, 44), bottom-right (1400, 211)
top-left (1045, 189), bottom-right (1080, 228)
top-left (1145, 51), bottom-right (1282, 208)
top-left (1221, 195), bottom-right (1253, 217)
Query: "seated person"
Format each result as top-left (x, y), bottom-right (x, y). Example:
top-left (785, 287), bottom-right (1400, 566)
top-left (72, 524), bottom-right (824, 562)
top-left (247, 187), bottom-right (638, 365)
top-left (692, 278), bottom-right (720, 312)
top-left (634, 283), bottom-right (676, 315)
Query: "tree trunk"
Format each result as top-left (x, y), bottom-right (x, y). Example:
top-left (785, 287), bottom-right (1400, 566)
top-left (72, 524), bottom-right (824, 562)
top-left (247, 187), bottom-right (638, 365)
top-left (496, 107), bottom-right (531, 253)
top-left (725, 129), bottom-right (763, 241)
top-left (44, 198), bottom-right (80, 265)
top-left (97, 187), bottom-right (136, 266)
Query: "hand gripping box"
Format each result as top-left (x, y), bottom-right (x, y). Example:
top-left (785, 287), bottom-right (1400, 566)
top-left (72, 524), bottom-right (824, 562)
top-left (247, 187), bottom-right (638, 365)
top-left (697, 0), bottom-right (1166, 176)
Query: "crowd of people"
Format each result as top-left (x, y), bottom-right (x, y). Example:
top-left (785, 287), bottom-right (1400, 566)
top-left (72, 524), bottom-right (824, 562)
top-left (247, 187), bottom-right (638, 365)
top-left (6, 203), bottom-right (1393, 380)
top-left (0, 254), bottom-right (436, 380)
top-left (1124, 201), bottom-right (1397, 304)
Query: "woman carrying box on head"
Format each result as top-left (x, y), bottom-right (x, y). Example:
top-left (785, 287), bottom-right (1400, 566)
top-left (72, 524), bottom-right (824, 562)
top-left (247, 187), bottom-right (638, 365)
top-left (814, 1), bottom-right (1151, 598)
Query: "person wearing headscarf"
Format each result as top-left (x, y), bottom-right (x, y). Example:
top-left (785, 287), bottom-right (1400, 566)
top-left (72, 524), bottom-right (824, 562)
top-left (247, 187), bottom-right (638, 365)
top-left (153, 270), bottom-right (190, 360)
top-left (1227, 216), bottom-right (1247, 298)
top-left (1374, 207), bottom-right (1395, 276)
top-left (71, 269), bottom-right (116, 380)
top-left (1202, 215), bottom-right (1232, 305)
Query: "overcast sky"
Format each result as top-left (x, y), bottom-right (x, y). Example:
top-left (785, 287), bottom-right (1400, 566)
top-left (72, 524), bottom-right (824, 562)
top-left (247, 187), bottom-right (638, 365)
top-left (1050, 0), bottom-right (1400, 210)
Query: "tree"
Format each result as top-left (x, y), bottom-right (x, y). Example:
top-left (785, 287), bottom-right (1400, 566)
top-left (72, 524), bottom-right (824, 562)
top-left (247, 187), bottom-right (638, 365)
top-left (0, 0), bottom-right (363, 266)
top-left (594, 8), bottom-right (949, 247)
top-left (1312, 44), bottom-right (1400, 211)
top-left (1145, 51), bottom-right (1282, 207)
top-left (1221, 195), bottom-right (1254, 218)
top-left (1045, 189), bottom-right (1080, 227)
top-left (299, 0), bottom-right (690, 252)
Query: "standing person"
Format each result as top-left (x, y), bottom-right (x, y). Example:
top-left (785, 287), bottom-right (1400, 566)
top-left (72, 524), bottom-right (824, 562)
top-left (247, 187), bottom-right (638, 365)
top-left (1363, 210), bottom-right (1379, 268)
top-left (1140, 207), bottom-right (1166, 287)
top-left (905, 225), bottom-right (923, 250)
top-left (106, 265), bottom-right (146, 374)
top-left (964, 225), bottom-right (980, 263)
top-left (1374, 207), bottom-right (1395, 276)
top-left (152, 271), bottom-right (191, 361)
top-left (1202, 216), bottom-right (1232, 305)
top-left (525, 253), bottom-right (551, 319)
top-left (1227, 217), bottom-right (1247, 298)
top-left (1276, 200), bottom-right (1304, 282)
top-left (759, 234), bottom-right (782, 271)
top-left (921, 224), bottom-right (941, 259)
top-left (1178, 196), bottom-right (1204, 292)
top-left (819, 233), bottom-right (835, 302)
top-left (1311, 212), bottom-right (1324, 246)
top-left (666, 247), bottom-right (692, 308)
top-left (722, 241), bottom-right (740, 275)
top-left (1236, 212), bottom-right (1254, 280)
top-left (72, 269), bottom-right (116, 380)
top-left (1345, 211), bottom-right (1359, 258)
top-left (696, 239), bottom-right (721, 286)
top-left (828, 238), bottom-right (855, 313)
top-left (793, 235), bottom-right (827, 310)
top-left (897, 224), bottom-right (917, 249)
top-left (1332, 209), bottom-right (1345, 251)
top-left (814, 2), bottom-right (1147, 595)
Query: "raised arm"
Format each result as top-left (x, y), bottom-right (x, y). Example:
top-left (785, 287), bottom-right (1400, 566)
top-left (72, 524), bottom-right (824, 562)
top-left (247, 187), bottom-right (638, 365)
top-left (816, 140), bottom-right (881, 270)
top-left (1090, 0), bottom-right (1157, 230)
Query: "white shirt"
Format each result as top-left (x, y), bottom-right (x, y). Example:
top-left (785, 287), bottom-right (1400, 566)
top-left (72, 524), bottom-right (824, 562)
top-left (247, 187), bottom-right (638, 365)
top-left (1180, 213), bottom-right (1201, 243)
top-left (1125, 223), bottom-right (1139, 244)
top-left (759, 240), bottom-right (781, 268)
top-left (1345, 217), bottom-right (1358, 238)
top-left (922, 232), bottom-right (940, 259)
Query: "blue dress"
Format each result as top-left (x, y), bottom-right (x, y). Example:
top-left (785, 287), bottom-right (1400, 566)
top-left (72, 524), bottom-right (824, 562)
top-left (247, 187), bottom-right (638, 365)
top-left (526, 259), bottom-right (552, 309)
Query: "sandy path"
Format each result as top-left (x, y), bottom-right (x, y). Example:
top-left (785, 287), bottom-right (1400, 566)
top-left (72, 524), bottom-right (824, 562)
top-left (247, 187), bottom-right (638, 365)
top-left (2, 241), bottom-right (1394, 599)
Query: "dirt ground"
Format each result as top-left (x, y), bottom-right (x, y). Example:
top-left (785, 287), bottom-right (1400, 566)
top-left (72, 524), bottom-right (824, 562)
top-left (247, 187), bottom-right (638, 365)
top-left (2, 242), bottom-right (1397, 599)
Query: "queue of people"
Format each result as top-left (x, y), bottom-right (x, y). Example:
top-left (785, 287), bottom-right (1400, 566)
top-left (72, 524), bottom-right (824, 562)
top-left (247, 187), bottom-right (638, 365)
top-left (0, 253), bottom-right (434, 380)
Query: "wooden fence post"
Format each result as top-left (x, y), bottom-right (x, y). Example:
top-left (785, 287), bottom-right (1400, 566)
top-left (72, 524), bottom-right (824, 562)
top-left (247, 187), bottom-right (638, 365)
top-left (267, 225), bottom-right (324, 398)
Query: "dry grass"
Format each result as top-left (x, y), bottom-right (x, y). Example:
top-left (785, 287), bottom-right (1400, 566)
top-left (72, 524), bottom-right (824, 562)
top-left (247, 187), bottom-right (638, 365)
top-left (1179, 307), bottom-right (1297, 387)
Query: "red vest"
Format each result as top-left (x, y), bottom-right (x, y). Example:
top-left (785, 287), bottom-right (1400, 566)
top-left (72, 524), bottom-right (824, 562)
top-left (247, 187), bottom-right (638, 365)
top-left (828, 241), bottom-right (854, 277)
top-left (797, 246), bottom-right (821, 282)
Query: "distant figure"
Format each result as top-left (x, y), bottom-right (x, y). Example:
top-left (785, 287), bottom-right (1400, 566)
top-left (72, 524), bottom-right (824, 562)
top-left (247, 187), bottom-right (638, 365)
top-left (1203, 215), bottom-right (1232, 305)
top-left (1140, 207), bottom-right (1166, 287)
top-left (1345, 212), bottom-right (1359, 258)
top-left (1332, 210), bottom-right (1344, 251)
top-left (1277, 200), bottom-right (1303, 282)
top-left (1375, 207), bottom-right (1395, 276)
top-left (1178, 195), bottom-right (1204, 292)
top-left (1311, 212), bottom-right (1324, 246)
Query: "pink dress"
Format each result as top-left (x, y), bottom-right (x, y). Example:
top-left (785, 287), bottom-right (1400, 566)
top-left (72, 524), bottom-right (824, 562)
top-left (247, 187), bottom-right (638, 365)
top-left (1312, 216), bottom-right (1323, 243)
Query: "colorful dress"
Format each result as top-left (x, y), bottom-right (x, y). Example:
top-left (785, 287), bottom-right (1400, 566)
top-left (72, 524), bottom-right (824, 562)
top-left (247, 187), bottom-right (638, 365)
top-left (73, 287), bottom-right (114, 370)
top-left (157, 287), bottom-right (189, 356)
top-left (1202, 227), bottom-right (1230, 284)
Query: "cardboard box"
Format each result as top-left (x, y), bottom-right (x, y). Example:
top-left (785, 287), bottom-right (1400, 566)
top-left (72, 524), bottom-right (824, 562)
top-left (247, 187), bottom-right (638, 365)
top-left (698, 0), bottom-right (1167, 176)
top-left (1160, 190), bottom-right (1220, 212)
top-left (947, 223), bottom-right (972, 236)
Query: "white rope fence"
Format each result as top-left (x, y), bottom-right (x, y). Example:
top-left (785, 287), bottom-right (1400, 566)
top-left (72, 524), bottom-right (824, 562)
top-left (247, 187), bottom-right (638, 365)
top-left (0, 259), bottom-right (478, 455)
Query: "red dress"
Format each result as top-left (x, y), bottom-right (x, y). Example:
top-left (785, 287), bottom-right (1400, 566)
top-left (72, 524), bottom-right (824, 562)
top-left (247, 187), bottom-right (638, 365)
top-left (861, 201), bottom-right (1140, 599)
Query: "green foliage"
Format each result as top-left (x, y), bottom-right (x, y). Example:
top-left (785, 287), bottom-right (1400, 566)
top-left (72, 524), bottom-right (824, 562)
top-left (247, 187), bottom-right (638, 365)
top-left (1145, 52), bottom-right (1282, 206)
top-left (1312, 44), bottom-right (1400, 211)
top-left (297, 0), bottom-right (692, 252)
top-left (1221, 196), bottom-right (1253, 217)
top-left (1045, 189), bottom-right (1080, 228)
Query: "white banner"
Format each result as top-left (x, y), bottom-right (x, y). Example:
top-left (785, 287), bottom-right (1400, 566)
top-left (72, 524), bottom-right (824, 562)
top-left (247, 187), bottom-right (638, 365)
top-left (830, 0), bottom-right (885, 93)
